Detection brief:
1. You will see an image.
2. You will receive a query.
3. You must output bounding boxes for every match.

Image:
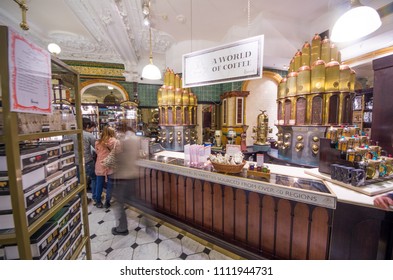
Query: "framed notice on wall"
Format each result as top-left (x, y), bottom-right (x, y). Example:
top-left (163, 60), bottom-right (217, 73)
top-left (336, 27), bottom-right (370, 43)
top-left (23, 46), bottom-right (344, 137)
top-left (182, 35), bottom-right (264, 87)
top-left (8, 28), bottom-right (52, 114)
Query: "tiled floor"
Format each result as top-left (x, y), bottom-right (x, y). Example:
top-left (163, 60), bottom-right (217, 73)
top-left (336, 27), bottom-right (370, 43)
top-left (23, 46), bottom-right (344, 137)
top-left (87, 200), bottom-right (236, 260)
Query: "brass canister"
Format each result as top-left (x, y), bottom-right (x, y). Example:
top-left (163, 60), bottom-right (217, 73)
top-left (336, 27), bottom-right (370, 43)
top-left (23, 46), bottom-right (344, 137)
top-left (325, 59), bottom-right (340, 92)
top-left (175, 74), bottom-right (180, 89)
top-left (182, 90), bottom-right (189, 106)
top-left (169, 70), bottom-right (175, 87)
top-left (164, 68), bottom-right (170, 86)
top-left (321, 36), bottom-right (331, 63)
top-left (189, 93), bottom-right (195, 106)
top-left (330, 43), bottom-right (339, 62)
top-left (294, 49), bottom-right (302, 71)
top-left (278, 77), bottom-right (287, 99)
top-left (167, 87), bottom-right (175, 105)
top-left (301, 41), bottom-right (311, 67)
top-left (161, 87), bottom-right (168, 106)
top-left (157, 87), bottom-right (163, 106)
top-left (175, 88), bottom-right (182, 106)
top-left (350, 69), bottom-right (356, 92)
top-left (311, 33), bottom-right (321, 65)
top-left (339, 64), bottom-right (351, 92)
top-left (338, 51), bottom-right (342, 63)
top-left (193, 93), bottom-right (197, 106)
top-left (286, 71), bottom-right (298, 97)
top-left (311, 59), bottom-right (325, 93)
top-left (297, 64), bottom-right (311, 94)
top-left (289, 57), bottom-right (295, 73)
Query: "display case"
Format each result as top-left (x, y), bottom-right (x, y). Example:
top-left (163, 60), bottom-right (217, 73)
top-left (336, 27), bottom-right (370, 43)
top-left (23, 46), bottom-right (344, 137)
top-left (352, 88), bottom-right (373, 135)
top-left (81, 104), bottom-right (99, 138)
top-left (0, 25), bottom-right (91, 259)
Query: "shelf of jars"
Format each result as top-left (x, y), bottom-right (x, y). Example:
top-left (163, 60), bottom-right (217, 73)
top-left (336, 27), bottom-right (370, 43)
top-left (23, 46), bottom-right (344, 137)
top-left (308, 126), bottom-right (393, 196)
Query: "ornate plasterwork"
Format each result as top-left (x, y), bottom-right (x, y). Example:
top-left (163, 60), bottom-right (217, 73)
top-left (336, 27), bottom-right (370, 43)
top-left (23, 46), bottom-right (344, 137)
top-left (47, 31), bottom-right (122, 63)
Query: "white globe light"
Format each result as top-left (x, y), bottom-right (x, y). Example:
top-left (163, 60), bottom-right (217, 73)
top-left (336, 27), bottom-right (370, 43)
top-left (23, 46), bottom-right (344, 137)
top-left (331, 5), bottom-right (381, 43)
top-left (47, 43), bottom-right (61, 55)
top-left (141, 63), bottom-right (162, 80)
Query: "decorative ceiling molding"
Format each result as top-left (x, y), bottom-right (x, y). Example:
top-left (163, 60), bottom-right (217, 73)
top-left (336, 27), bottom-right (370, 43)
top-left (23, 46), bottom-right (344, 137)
top-left (47, 31), bottom-right (122, 63)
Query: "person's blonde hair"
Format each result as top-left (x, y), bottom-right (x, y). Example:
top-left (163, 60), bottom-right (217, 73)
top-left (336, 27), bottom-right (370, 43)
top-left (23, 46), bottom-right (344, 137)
top-left (98, 126), bottom-right (116, 144)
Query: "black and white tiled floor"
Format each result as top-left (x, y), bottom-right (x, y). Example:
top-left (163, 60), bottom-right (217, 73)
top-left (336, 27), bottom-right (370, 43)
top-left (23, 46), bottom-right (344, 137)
top-left (87, 201), bottom-right (237, 260)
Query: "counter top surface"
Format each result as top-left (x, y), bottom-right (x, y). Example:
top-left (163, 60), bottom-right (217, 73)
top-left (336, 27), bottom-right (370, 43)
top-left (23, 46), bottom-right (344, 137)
top-left (151, 151), bottom-right (392, 212)
top-left (140, 151), bottom-right (336, 209)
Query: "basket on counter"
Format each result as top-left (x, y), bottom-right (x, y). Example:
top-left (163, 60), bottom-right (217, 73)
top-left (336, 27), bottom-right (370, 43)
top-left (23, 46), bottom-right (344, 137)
top-left (211, 160), bottom-right (246, 174)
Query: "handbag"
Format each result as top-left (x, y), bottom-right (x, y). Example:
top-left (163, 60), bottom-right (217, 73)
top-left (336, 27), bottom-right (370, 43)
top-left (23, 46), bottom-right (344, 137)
top-left (102, 141), bottom-right (118, 170)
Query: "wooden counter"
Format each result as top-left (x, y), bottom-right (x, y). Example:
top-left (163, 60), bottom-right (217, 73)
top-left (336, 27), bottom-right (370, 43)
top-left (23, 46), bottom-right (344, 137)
top-left (131, 152), bottom-right (393, 260)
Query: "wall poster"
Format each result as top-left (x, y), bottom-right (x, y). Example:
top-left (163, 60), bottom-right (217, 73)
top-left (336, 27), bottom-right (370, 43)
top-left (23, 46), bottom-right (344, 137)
top-left (8, 28), bottom-right (52, 114)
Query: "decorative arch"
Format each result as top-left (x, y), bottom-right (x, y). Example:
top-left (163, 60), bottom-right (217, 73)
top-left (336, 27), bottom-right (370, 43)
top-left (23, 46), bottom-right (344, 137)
top-left (80, 79), bottom-right (130, 101)
top-left (241, 70), bottom-right (283, 90)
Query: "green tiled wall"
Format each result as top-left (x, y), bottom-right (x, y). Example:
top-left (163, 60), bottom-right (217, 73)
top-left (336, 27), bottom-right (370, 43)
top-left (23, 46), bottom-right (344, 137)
top-left (81, 67), bottom-right (288, 108)
top-left (137, 83), bottom-right (161, 107)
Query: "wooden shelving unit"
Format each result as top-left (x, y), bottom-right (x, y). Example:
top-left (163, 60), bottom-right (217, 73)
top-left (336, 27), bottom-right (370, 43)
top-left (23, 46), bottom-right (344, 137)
top-left (352, 88), bottom-right (373, 135)
top-left (0, 26), bottom-right (91, 260)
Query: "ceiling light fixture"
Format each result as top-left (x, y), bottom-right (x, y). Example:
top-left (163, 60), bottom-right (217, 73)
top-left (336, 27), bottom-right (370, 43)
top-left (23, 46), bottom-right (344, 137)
top-left (142, 2), bottom-right (150, 16)
top-left (47, 43), bottom-right (61, 55)
top-left (13, 0), bottom-right (29, 30)
top-left (143, 15), bottom-right (150, 26)
top-left (331, 0), bottom-right (381, 43)
top-left (141, 27), bottom-right (161, 80)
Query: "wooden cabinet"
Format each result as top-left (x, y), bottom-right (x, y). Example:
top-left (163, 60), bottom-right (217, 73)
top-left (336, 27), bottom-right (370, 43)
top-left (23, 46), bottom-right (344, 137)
top-left (0, 26), bottom-right (91, 259)
top-left (372, 54), bottom-right (393, 155)
top-left (352, 88), bottom-right (373, 136)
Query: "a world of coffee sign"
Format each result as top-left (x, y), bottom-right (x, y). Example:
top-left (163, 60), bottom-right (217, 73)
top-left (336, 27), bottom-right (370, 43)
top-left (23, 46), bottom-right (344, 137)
top-left (182, 35), bottom-right (264, 87)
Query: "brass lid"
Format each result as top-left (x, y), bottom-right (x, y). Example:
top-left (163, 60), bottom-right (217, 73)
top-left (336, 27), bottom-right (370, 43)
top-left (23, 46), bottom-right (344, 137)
top-left (322, 36), bottom-right (330, 44)
top-left (287, 71), bottom-right (298, 77)
top-left (295, 49), bottom-right (302, 57)
top-left (298, 64), bottom-right (311, 72)
top-left (302, 41), bottom-right (310, 48)
top-left (339, 64), bottom-right (350, 71)
top-left (312, 33), bottom-right (321, 42)
top-left (326, 59), bottom-right (340, 68)
top-left (280, 77), bottom-right (287, 83)
top-left (311, 58), bottom-right (326, 67)
top-left (330, 43), bottom-right (337, 49)
top-left (350, 69), bottom-right (356, 74)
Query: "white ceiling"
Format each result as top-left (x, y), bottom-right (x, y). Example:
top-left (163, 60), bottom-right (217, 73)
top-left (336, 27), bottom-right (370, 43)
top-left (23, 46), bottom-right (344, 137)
top-left (1, 0), bottom-right (392, 85)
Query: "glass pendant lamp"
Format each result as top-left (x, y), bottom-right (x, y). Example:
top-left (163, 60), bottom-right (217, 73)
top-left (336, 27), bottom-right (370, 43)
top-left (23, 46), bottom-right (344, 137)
top-left (141, 27), bottom-right (162, 80)
top-left (331, 0), bottom-right (381, 42)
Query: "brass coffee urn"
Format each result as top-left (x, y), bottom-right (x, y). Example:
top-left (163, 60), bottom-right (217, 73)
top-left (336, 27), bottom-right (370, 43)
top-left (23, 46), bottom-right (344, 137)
top-left (253, 110), bottom-right (271, 146)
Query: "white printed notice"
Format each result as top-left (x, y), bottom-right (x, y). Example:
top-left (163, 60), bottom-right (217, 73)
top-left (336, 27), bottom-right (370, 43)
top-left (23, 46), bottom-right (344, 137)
top-left (182, 35), bottom-right (264, 87)
top-left (8, 29), bottom-right (52, 114)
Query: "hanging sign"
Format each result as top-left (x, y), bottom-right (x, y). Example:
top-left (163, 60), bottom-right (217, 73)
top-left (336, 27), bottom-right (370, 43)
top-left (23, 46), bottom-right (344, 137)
top-left (8, 28), bottom-right (52, 114)
top-left (182, 35), bottom-right (264, 88)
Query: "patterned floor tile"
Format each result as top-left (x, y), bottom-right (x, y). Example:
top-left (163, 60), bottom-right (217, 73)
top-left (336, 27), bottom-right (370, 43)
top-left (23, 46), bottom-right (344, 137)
top-left (87, 203), bottom-right (234, 260)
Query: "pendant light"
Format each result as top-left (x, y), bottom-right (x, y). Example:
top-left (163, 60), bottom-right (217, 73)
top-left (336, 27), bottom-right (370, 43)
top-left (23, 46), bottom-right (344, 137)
top-left (331, 0), bottom-right (381, 43)
top-left (141, 27), bottom-right (162, 80)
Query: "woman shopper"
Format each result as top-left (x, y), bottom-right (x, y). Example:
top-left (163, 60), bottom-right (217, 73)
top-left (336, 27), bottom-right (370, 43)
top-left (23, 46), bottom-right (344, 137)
top-left (94, 126), bottom-right (118, 208)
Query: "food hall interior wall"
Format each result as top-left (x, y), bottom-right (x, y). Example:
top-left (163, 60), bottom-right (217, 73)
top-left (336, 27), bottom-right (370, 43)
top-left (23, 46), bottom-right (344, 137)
top-left (64, 60), bottom-right (283, 145)
top-left (64, 59), bottom-right (369, 148)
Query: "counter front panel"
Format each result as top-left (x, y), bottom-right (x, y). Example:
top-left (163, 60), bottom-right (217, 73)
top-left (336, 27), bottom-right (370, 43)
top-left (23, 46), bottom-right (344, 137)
top-left (135, 156), bottom-right (335, 260)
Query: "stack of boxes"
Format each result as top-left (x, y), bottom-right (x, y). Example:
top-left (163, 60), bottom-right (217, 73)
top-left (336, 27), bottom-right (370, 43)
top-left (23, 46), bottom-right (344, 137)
top-left (0, 139), bottom-right (83, 259)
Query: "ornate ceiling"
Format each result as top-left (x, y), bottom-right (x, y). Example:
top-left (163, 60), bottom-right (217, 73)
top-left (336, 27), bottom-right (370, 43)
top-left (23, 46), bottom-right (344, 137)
top-left (1, 0), bottom-right (392, 85)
